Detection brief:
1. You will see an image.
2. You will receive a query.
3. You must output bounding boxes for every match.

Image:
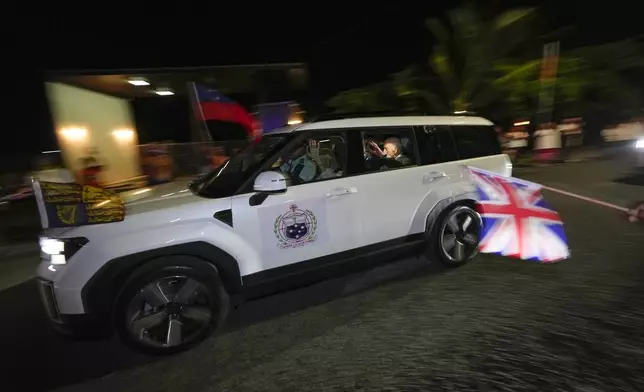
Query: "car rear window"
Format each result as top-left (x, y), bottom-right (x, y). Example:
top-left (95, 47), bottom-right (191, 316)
top-left (450, 125), bottom-right (502, 159)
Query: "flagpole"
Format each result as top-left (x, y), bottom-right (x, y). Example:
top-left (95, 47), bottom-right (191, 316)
top-left (187, 82), bottom-right (213, 143)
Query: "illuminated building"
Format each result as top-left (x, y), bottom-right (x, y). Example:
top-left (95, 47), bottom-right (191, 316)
top-left (43, 64), bottom-right (309, 184)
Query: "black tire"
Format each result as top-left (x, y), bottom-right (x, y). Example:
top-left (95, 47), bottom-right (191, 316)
top-left (427, 204), bottom-right (482, 268)
top-left (113, 256), bottom-right (230, 355)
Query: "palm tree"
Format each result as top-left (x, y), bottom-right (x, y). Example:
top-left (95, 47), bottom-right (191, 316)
top-left (327, 5), bottom-right (644, 121)
top-left (421, 5), bottom-right (539, 113)
top-left (327, 4), bottom-right (541, 116)
top-left (325, 82), bottom-right (395, 114)
top-left (490, 37), bottom-right (644, 119)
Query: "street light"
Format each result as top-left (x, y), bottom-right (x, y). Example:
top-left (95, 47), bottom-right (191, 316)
top-left (154, 88), bottom-right (174, 96)
top-left (127, 77), bottom-right (150, 86)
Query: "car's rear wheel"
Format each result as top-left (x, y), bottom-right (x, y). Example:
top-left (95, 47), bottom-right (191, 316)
top-left (114, 257), bottom-right (229, 355)
top-left (428, 205), bottom-right (482, 268)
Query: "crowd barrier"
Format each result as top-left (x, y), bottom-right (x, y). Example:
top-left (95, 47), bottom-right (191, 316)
top-left (139, 140), bottom-right (249, 185)
top-left (0, 140), bottom-right (251, 191)
top-left (502, 131), bottom-right (587, 164)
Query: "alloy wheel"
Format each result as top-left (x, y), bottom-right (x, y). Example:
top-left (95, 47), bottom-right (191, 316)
top-left (125, 276), bottom-right (213, 348)
top-left (439, 207), bottom-right (481, 263)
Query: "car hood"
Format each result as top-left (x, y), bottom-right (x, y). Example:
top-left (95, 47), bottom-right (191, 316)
top-left (120, 180), bottom-right (202, 216)
top-left (40, 180), bottom-right (218, 239)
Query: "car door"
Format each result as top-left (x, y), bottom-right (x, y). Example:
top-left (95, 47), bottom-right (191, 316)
top-left (230, 130), bottom-right (363, 273)
top-left (351, 126), bottom-right (455, 246)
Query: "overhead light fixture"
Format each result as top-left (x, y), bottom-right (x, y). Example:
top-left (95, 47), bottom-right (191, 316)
top-left (112, 129), bottom-right (135, 142)
top-left (59, 127), bottom-right (87, 141)
top-left (514, 121), bottom-right (530, 126)
top-left (154, 88), bottom-right (174, 96)
top-left (127, 77), bottom-right (150, 86)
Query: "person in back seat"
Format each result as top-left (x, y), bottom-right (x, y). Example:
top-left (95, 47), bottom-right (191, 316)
top-left (368, 137), bottom-right (412, 165)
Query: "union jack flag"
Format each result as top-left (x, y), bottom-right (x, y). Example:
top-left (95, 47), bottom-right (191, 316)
top-left (468, 166), bottom-right (570, 263)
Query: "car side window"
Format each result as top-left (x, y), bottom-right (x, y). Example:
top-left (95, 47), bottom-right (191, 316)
top-left (359, 127), bottom-right (418, 174)
top-left (415, 125), bottom-right (459, 165)
top-left (271, 132), bottom-right (347, 186)
top-left (450, 125), bottom-right (503, 159)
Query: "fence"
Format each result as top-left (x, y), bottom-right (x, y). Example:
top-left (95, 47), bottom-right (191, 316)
top-left (0, 140), bottom-right (251, 191)
top-left (138, 140), bottom-right (249, 186)
top-left (501, 128), bottom-right (592, 165)
top-left (0, 140), bottom-right (252, 245)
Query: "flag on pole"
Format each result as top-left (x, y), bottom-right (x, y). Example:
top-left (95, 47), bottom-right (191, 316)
top-left (32, 180), bottom-right (125, 229)
top-left (192, 83), bottom-right (261, 139)
top-left (187, 83), bottom-right (213, 142)
top-left (468, 166), bottom-right (570, 263)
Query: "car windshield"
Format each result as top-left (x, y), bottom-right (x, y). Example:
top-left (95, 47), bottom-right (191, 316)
top-left (190, 134), bottom-right (290, 198)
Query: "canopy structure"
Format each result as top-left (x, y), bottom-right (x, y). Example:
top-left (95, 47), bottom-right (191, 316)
top-left (45, 63), bottom-right (309, 101)
top-left (42, 63), bottom-right (309, 186)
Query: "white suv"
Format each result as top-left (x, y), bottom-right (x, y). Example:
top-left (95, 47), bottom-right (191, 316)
top-left (36, 116), bottom-right (512, 354)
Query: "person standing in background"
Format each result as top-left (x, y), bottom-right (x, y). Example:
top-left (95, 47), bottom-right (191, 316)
top-left (557, 118), bottom-right (584, 162)
top-left (79, 156), bottom-right (105, 187)
top-left (503, 124), bottom-right (529, 163)
top-left (533, 122), bottom-right (562, 163)
top-left (628, 202), bottom-right (644, 223)
top-left (78, 147), bottom-right (109, 187)
top-left (147, 144), bottom-right (174, 185)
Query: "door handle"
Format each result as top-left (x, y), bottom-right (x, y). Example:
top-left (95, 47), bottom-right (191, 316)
top-left (423, 171), bottom-right (447, 183)
top-left (325, 187), bottom-right (357, 198)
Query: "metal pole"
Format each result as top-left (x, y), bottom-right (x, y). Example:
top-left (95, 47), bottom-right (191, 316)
top-left (186, 82), bottom-right (213, 142)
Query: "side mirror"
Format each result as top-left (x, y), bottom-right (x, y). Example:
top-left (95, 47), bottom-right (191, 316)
top-left (253, 171), bottom-right (287, 193)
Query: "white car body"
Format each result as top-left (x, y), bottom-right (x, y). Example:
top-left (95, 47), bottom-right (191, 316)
top-left (35, 115), bottom-right (512, 349)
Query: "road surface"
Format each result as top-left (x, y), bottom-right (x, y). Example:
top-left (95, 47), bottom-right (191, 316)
top-left (0, 158), bottom-right (641, 392)
top-left (514, 154), bottom-right (642, 209)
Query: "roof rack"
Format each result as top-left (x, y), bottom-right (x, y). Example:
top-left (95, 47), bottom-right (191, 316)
top-left (310, 111), bottom-right (429, 123)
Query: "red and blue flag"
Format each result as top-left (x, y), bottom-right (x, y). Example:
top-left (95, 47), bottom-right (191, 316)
top-left (469, 166), bottom-right (570, 263)
top-left (193, 84), bottom-right (262, 140)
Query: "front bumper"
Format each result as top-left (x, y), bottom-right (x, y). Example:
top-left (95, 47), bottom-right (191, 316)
top-left (37, 279), bottom-right (111, 340)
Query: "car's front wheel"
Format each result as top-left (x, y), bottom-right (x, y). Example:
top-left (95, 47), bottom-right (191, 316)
top-left (113, 257), bottom-right (229, 355)
top-left (428, 205), bottom-right (482, 268)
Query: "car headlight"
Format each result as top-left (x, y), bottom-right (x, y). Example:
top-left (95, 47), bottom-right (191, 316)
top-left (39, 237), bottom-right (88, 265)
top-left (636, 138), bottom-right (644, 149)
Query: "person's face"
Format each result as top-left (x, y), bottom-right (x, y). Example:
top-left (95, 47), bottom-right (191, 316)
top-left (383, 142), bottom-right (398, 158)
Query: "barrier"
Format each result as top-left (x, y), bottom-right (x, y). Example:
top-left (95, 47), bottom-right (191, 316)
top-left (138, 140), bottom-right (249, 185)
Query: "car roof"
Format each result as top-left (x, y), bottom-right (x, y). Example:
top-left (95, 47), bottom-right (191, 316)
top-left (268, 116), bottom-right (494, 134)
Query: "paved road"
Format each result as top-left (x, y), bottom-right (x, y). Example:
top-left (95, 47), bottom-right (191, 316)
top-left (0, 160), bottom-right (642, 392)
top-left (0, 247), bottom-right (39, 291)
top-left (514, 152), bottom-right (643, 207)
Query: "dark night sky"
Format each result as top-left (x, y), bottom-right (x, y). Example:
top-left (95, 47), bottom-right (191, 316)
top-left (5, 1), bottom-right (643, 155)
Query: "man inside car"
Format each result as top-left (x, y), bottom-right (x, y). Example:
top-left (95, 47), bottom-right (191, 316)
top-left (278, 140), bottom-right (319, 184)
top-left (368, 137), bottom-right (412, 165)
